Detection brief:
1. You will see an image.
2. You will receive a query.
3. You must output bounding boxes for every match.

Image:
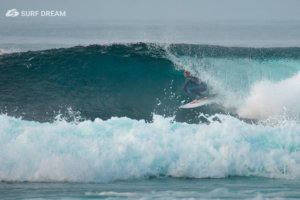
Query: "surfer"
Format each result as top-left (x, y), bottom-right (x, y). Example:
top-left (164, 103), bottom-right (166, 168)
top-left (183, 71), bottom-right (207, 104)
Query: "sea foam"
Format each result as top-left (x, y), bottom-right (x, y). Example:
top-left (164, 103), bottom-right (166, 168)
top-left (238, 72), bottom-right (300, 119)
top-left (0, 114), bottom-right (300, 182)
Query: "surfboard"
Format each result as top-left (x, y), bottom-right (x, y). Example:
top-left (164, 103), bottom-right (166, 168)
top-left (179, 99), bottom-right (214, 109)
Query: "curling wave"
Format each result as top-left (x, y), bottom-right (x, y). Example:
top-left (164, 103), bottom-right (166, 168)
top-left (1, 43), bottom-right (300, 122)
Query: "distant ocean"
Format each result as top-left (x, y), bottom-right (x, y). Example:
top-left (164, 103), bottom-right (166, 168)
top-left (1, 19), bottom-right (300, 199)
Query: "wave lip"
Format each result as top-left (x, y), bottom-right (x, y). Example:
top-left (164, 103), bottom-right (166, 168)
top-left (1, 114), bottom-right (300, 182)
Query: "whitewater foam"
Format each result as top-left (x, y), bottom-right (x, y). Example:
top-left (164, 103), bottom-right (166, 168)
top-left (0, 48), bottom-right (21, 54)
top-left (238, 72), bottom-right (300, 119)
top-left (1, 113), bottom-right (300, 182)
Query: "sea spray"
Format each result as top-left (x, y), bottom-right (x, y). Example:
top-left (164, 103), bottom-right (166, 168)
top-left (238, 72), bottom-right (300, 119)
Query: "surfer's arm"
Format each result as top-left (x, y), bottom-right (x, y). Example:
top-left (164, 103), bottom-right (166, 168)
top-left (183, 78), bottom-right (190, 92)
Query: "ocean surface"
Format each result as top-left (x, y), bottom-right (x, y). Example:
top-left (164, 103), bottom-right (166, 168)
top-left (1, 19), bottom-right (300, 199)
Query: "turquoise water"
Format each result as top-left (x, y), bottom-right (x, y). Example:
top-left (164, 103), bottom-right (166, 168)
top-left (1, 114), bottom-right (300, 183)
top-left (1, 20), bottom-right (300, 199)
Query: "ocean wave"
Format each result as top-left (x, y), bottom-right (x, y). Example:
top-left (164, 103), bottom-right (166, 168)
top-left (0, 43), bottom-right (300, 122)
top-left (0, 114), bottom-right (300, 182)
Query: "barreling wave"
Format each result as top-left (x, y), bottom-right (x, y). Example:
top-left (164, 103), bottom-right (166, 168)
top-left (1, 42), bottom-right (300, 122)
top-left (1, 43), bottom-right (300, 182)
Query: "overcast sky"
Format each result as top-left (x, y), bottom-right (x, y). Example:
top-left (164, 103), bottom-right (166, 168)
top-left (1, 0), bottom-right (300, 21)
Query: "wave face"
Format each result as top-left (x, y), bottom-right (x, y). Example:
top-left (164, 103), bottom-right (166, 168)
top-left (1, 114), bottom-right (300, 182)
top-left (0, 43), bottom-right (179, 122)
top-left (1, 43), bottom-right (300, 122)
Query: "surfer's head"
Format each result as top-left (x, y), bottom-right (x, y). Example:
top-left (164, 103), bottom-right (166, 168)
top-left (184, 71), bottom-right (190, 78)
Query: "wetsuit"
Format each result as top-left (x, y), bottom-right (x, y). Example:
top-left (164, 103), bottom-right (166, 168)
top-left (183, 75), bottom-right (207, 100)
